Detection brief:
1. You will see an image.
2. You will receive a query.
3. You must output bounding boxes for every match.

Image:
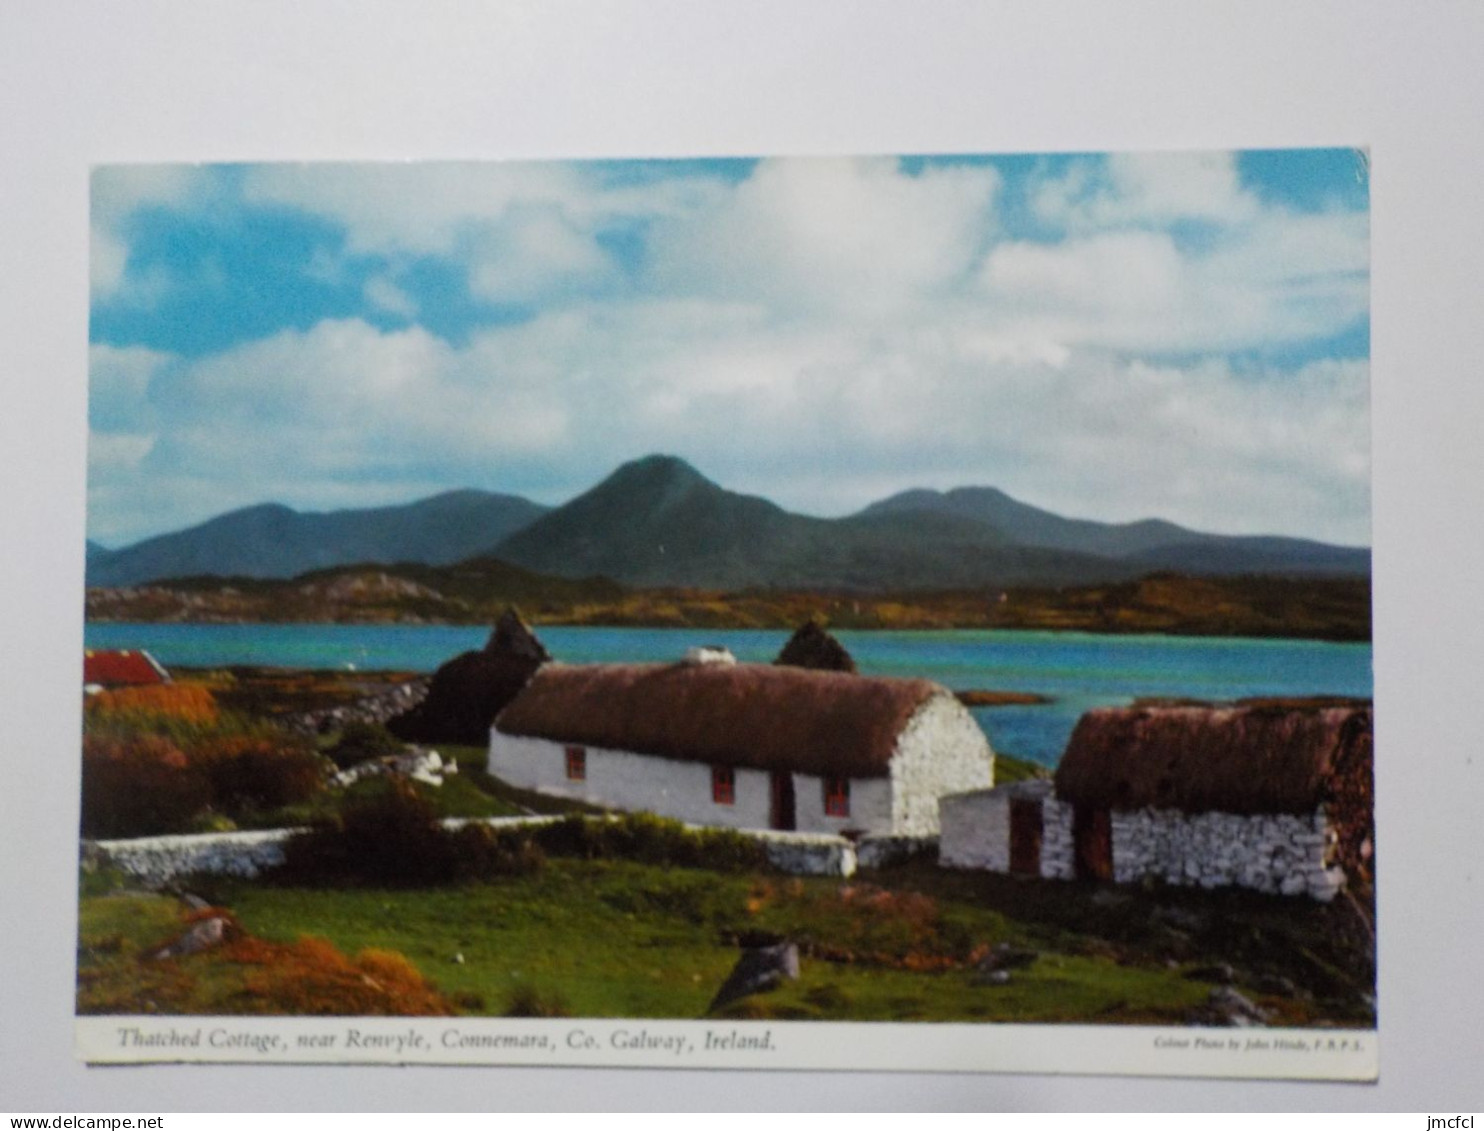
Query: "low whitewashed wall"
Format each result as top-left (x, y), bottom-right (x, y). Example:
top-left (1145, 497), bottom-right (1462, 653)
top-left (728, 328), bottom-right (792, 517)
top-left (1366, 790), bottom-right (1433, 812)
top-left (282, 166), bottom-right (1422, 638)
top-left (1110, 807), bottom-right (1345, 901)
top-left (856, 834), bottom-right (937, 870)
top-left (84, 816), bottom-right (867, 885)
top-left (85, 828), bottom-right (297, 889)
top-left (753, 831), bottom-right (857, 877)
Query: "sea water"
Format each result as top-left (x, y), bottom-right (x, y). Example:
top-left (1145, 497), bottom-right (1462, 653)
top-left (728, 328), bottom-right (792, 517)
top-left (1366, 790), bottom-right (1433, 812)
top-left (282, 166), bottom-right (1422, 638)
top-left (82, 623), bottom-right (1372, 769)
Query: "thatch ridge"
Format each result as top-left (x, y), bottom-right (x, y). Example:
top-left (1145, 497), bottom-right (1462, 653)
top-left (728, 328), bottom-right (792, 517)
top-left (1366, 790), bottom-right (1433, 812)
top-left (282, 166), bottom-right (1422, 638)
top-left (495, 662), bottom-right (944, 778)
top-left (1053, 702), bottom-right (1373, 816)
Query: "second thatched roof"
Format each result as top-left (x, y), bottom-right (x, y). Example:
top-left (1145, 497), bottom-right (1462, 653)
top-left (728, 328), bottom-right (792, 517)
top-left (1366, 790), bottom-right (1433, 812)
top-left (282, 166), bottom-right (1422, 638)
top-left (494, 661), bottom-right (946, 778)
top-left (1053, 700), bottom-right (1373, 816)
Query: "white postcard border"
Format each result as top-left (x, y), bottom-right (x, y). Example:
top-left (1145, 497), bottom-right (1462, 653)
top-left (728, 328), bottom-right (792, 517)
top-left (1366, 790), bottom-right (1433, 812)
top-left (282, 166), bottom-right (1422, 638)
top-left (76, 1016), bottom-right (1378, 1081)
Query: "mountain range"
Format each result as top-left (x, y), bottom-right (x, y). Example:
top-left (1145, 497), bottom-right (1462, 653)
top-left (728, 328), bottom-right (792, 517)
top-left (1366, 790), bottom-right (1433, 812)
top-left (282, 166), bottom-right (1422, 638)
top-left (87, 455), bottom-right (1369, 591)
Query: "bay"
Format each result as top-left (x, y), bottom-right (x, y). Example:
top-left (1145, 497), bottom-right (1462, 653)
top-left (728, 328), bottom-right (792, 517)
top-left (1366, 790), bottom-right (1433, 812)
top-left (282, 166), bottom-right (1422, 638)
top-left (83, 623), bottom-right (1373, 769)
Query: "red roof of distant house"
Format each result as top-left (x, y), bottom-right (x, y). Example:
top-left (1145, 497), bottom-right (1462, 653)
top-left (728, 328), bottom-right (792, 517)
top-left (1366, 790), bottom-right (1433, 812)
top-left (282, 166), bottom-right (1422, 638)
top-left (83, 649), bottom-right (171, 688)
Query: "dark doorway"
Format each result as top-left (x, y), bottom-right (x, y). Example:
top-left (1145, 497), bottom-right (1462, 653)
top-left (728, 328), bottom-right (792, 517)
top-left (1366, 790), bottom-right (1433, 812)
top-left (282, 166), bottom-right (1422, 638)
top-left (1009, 798), bottom-right (1044, 877)
top-left (1073, 806), bottom-right (1113, 880)
top-left (769, 771), bottom-right (796, 831)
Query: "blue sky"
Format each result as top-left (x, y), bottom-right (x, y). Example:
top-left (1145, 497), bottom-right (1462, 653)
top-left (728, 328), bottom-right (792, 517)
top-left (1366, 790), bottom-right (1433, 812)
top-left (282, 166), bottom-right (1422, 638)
top-left (89, 149), bottom-right (1370, 548)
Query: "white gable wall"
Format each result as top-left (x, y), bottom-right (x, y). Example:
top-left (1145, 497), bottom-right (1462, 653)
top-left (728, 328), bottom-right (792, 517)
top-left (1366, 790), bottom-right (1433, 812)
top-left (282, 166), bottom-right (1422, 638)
top-left (888, 693), bottom-right (995, 836)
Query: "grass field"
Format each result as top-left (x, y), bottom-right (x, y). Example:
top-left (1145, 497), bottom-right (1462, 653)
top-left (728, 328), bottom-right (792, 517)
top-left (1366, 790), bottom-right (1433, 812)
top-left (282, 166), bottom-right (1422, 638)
top-left (77, 852), bottom-right (1371, 1026)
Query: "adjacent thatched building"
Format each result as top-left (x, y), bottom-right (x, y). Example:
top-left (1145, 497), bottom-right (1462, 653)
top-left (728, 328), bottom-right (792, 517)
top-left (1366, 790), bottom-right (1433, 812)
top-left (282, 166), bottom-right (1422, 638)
top-left (939, 700), bottom-right (1373, 901)
top-left (774, 620), bottom-right (857, 673)
top-left (489, 652), bottom-right (993, 835)
top-left (388, 609), bottom-right (550, 745)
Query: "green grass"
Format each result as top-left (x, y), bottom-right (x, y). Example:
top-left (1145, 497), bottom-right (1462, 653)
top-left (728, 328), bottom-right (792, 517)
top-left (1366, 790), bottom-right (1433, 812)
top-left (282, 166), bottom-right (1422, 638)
top-left (144, 860), bottom-right (1234, 1023)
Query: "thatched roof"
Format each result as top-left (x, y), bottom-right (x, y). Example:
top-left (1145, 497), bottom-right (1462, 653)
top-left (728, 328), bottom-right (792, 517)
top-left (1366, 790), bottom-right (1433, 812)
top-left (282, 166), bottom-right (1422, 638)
top-left (1053, 701), bottom-right (1373, 815)
top-left (774, 621), bottom-right (857, 673)
top-left (495, 662), bottom-right (945, 778)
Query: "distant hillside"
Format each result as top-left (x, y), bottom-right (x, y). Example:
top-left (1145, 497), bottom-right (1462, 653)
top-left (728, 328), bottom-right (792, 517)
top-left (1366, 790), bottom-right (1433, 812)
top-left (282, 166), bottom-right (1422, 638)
top-left (491, 455), bottom-right (1138, 590)
top-left (861, 486), bottom-right (1369, 577)
top-left (84, 562), bottom-right (1372, 641)
top-left (86, 454), bottom-right (1370, 591)
top-left (86, 490), bottom-right (549, 587)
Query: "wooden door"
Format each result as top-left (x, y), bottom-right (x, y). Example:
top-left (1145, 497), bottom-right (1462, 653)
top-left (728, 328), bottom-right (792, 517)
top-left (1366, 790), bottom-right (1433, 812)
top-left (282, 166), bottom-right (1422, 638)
top-left (769, 771), bottom-right (796, 831)
top-left (1009, 798), bottom-right (1043, 877)
top-left (1073, 806), bottom-right (1113, 880)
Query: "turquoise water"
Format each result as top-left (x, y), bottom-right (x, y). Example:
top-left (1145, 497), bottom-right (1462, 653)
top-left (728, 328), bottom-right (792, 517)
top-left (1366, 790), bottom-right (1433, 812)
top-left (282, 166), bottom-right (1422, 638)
top-left (83, 623), bottom-right (1372, 769)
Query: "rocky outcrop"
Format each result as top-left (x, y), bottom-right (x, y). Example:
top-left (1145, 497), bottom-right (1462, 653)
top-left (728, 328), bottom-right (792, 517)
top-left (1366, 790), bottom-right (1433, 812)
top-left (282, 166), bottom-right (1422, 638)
top-left (387, 608), bottom-right (550, 745)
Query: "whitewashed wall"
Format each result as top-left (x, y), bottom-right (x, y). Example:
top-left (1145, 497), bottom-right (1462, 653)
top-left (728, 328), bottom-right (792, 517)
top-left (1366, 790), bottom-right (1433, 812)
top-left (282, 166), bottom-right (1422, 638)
top-left (938, 780), bottom-right (1073, 877)
top-left (888, 693), bottom-right (995, 836)
top-left (791, 772), bottom-right (892, 834)
top-left (489, 732), bottom-right (776, 829)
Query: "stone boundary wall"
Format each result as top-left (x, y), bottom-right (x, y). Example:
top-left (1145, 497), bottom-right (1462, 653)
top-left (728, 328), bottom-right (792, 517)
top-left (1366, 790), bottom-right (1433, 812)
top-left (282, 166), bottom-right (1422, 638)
top-left (937, 785), bottom-right (1341, 899)
top-left (84, 817), bottom-right (911, 885)
top-left (1110, 806), bottom-right (1344, 901)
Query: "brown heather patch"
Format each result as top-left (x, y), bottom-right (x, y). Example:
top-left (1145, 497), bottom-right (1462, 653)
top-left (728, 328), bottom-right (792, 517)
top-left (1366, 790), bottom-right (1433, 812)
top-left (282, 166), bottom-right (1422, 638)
top-left (222, 934), bottom-right (456, 1016)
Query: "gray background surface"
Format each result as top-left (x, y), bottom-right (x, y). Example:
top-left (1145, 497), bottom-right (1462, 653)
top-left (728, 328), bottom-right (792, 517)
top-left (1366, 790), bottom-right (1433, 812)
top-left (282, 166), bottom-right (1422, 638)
top-left (2, 0), bottom-right (1479, 1111)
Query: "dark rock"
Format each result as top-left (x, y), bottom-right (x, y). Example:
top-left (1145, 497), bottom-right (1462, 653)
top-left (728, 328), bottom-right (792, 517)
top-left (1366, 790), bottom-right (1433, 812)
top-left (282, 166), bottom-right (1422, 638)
top-left (1183, 962), bottom-right (1237, 985)
top-left (707, 941), bottom-right (800, 1014)
top-left (978, 942), bottom-right (1039, 973)
top-left (1186, 986), bottom-right (1271, 1027)
top-left (774, 621), bottom-right (857, 673)
top-left (388, 608), bottom-right (549, 744)
top-left (149, 915), bottom-right (236, 961)
top-left (485, 608), bottom-right (552, 663)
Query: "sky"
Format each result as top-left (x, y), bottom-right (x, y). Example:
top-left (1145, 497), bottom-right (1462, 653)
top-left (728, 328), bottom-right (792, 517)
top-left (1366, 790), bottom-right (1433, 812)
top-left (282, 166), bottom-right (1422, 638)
top-left (88, 149), bottom-right (1370, 549)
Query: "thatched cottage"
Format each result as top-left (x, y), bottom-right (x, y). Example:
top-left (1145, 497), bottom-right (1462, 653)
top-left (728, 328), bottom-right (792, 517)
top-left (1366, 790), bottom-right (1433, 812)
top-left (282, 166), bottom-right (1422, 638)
top-left (939, 700), bottom-right (1373, 901)
top-left (489, 651), bottom-right (993, 835)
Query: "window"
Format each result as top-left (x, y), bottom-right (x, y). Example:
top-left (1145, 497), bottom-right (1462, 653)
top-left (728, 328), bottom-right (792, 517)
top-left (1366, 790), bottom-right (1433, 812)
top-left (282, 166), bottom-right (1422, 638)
top-left (564, 745), bottom-right (586, 781)
top-left (711, 766), bottom-right (735, 805)
top-left (823, 776), bottom-right (850, 818)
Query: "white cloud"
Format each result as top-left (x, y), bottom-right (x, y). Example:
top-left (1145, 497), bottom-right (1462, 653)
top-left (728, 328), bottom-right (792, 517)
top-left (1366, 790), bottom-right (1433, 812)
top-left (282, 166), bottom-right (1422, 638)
top-left (1033, 151), bottom-right (1259, 232)
top-left (362, 274), bottom-right (418, 318)
top-left (88, 155), bottom-right (1370, 549)
top-left (90, 166), bottom-right (214, 304)
top-left (648, 157), bottom-right (1001, 317)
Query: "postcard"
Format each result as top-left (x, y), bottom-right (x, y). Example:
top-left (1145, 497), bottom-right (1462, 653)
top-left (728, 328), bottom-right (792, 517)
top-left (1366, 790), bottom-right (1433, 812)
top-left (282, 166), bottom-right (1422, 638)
top-left (77, 150), bottom-right (1374, 1079)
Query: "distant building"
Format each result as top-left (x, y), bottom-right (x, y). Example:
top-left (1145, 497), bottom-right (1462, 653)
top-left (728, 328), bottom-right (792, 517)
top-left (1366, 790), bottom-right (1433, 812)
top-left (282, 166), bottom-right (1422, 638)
top-left (83, 649), bottom-right (171, 693)
top-left (940, 701), bottom-right (1373, 901)
top-left (489, 657), bottom-right (994, 835)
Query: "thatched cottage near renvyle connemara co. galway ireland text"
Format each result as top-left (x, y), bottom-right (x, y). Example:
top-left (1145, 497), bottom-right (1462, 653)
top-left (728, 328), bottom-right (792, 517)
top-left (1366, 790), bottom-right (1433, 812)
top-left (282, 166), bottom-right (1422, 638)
top-left (488, 648), bottom-right (994, 836)
top-left (939, 700), bottom-right (1373, 901)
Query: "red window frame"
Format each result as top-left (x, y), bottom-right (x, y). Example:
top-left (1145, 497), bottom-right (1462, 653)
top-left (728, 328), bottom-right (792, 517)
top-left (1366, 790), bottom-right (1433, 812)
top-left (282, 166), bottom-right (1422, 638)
top-left (564, 745), bottom-right (586, 781)
top-left (711, 766), bottom-right (735, 805)
top-left (823, 776), bottom-right (850, 817)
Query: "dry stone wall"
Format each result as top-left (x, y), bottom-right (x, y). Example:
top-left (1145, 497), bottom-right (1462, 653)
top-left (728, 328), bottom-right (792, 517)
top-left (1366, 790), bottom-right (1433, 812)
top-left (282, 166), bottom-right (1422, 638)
top-left (1109, 806), bottom-right (1345, 901)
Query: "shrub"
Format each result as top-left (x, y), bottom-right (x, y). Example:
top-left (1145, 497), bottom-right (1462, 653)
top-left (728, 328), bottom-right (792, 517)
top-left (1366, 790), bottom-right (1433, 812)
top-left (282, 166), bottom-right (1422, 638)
top-left (326, 721), bottom-right (405, 769)
top-left (280, 779), bottom-right (543, 886)
top-left (86, 683), bottom-right (220, 727)
top-left (227, 934), bottom-right (455, 1016)
top-left (81, 693), bottom-right (329, 836)
top-left (533, 813), bottom-right (771, 873)
top-left (81, 734), bottom-right (211, 838)
top-left (199, 735), bottom-right (325, 813)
